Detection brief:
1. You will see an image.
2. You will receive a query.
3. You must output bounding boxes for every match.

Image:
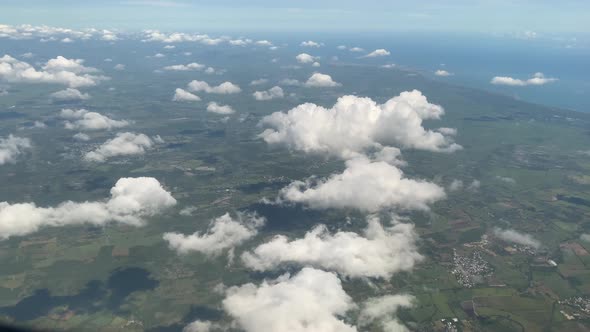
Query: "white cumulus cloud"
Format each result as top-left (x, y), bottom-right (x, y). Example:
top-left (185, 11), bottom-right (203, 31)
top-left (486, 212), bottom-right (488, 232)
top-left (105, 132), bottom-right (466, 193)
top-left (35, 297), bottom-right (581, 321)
top-left (0, 135), bottom-right (31, 165)
top-left (493, 228), bottom-right (540, 249)
top-left (187, 80), bottom-right (241, 94)
top-left (163, 212), bottom-right (265, 256)
top-left (0, 55), bottom-right (108, 88)
top-left (259, 90), bottom-right (460, 158)
top-left (207, 102), bottom-right (235, 114)
top-left (242, 215), bottom-right (422, 278)
top-left (253, 86), bottom-right (284, 101)
top-left (60, 108), bottom-right (129, 131)
top-left (277, 157), bottom-right (445, 212)
top-left (0, 177), bottom-right (176, 239)
top-left (222, 267), bottom-right (356, 332)
top-left (50, 88), bottom-right (90, 101)
top-left (358, 295), bottom-right (414, 332)
top-left (365, 49), bottom-right (390, 57)
top-left (491, 72), bottom-right (557, 86)
top-left (84, 132), bottom-right (154, 162)
top-left (300, 40), bottom-right (321, 47)
top-left (296, 53), bottom-right (317, 64)
top-left (435, 70), bottom-right (452, 77)
top-left (163, 62), bottom-right (205, 71)
top-left (304, 73), bottom-right (341, 87)
top-left (173, 88), bottom-right (201, 101)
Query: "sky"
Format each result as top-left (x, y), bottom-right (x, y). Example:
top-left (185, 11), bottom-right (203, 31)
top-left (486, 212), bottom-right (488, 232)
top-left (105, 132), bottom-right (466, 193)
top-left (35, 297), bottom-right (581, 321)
top-left (0, 0), bottom-right (589, 34)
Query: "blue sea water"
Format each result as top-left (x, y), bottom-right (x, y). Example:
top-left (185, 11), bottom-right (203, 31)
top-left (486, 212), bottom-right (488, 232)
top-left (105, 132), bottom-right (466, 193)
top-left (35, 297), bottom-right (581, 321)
top-left (270, 32), bottom-right (590, 113)
top-left (374, 34), bottom-right (590, 113)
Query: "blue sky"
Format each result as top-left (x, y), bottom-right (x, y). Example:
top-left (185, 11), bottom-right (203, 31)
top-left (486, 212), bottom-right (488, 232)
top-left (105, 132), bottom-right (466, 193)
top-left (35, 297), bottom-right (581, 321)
top-left (0, 0), bottom-right (589, 34)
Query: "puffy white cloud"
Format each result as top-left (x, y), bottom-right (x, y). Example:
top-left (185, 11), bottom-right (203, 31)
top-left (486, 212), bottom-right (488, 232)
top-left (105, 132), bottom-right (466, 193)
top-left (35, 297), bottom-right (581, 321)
top-left (242, 216), bottom-right (422, 278)
top-left (467, 179), bottom-right (481, 191)
top-left (0, 55), bottom-right (108, 88)
top-left (61, 37), bottom-right (74, 43)
top-left (493, 228), bottom-right (540, 249)
top-left (253, 86), bottom-right (284, 101)
top-left (173, 88), bottom-right (201, 101)
top-left (358, 295), bottom-right (414, 332)
top-left (32, 121), bottom-right (46, 129)
top-left (448, 179), bottom-right (463, 191)
top-left (337, 45), bottom-right (347, 50)
top-left (312, 62), bottom-right (320, 67)
top-left (163, 62), bottom-right (205, 71)
top-left (304, 73), bottom-right (341, 87)
top-left (179, 206), bottom-right (197, 216)
top-left (50, 88), bottom-right (90, 101)
top-left (277, 157), bottom-right (445, 212)
top-left (42, 56), bottom-right (97, 74)
top-left (300, 40), bottom-right (321, 47)
top-left (259, 90), bottom-right (460, 158)
top-left (491, 72), bottom-right (557, 86)
top-left (60, 108), bottom-right (129, 131)
top-left (0, 177), bottom-right (176, 239)
top-left (163, 45), bottom-right (175, 49)
top-left (0, 24), bottom-right (96, 41)
top-left (365, 49), bottom-right (390, 57)
top-left (163, 212), bottom-right (265, 256)
top-left (100, 30), bottom-right (119, 41)
top-left (73, 132), bottom-right (90, 141)
top-left (0, 135), bottom-right (31, 165)
top-left (187, 80), bottom-right (241, 94)
top-left (255, 40), bottom-right (273, 46)
top-left (435, 70), bottom-right (452, 77)
top-left (206, 102), bottom-right (235, 114)
top-left (229, 39), bottom-right (252, 46)
top-left (296, 53), bottom-right (317, 64)
top-left (142, 30), bottom-right (226, 45)
top-left (114, 64), bottom-right (125, 70)
top-left (223, 267), bottom-right (356, 332)
top-left (84, 132), bottom-right (154, 162)
top-left (183, 320), bottom-right (213, 332)
top-left (381, 64), bottom-right (396, 69)
top-left (349, 47), bottom-right (364, 52)
top-left (437, 127), bottom-right (457, 136)
top-left (250, 78), bottom-right (268, 86)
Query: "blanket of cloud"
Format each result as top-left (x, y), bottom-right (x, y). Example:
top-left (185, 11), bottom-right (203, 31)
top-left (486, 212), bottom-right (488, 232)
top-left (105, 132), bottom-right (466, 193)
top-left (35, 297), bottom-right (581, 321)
top-left (259, 90), bottom-right (460, 160)
top-left (0, 177), bottom-right (176, 239)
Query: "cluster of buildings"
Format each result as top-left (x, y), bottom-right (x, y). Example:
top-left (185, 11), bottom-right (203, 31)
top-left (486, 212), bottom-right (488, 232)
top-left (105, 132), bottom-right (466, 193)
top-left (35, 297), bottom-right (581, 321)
top-left (559, 296), bottom-right (590, 319)
top-left (451, 249), bottom-right (493, 288)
